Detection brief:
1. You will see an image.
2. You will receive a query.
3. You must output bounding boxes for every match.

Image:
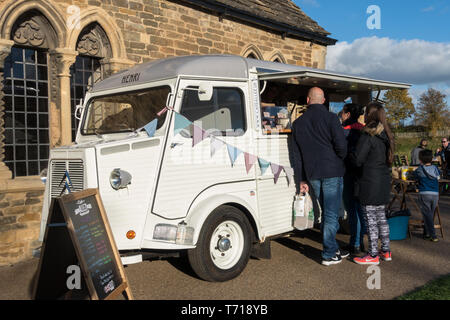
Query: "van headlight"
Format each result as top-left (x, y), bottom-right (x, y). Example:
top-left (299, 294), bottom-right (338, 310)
top-left (109, 168), bottom-right (132, 190)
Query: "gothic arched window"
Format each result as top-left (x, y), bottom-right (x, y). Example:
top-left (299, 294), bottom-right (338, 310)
top-left (3, 11), bottom-right (56, 177)
top-left (70, 23), bottom-right (111, 141)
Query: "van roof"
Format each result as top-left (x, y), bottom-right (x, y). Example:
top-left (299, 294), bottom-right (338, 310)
top-left (90, 55), bottom-right (410, 93)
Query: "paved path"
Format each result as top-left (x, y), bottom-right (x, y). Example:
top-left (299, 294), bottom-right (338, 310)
top-left (1, 193), bottom-right (449, 300)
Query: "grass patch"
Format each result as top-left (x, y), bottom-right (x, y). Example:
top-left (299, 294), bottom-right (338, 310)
top-left (396, 274), bottom-right (450, 300)
top-left (395, 137), bottom-right (442, 158)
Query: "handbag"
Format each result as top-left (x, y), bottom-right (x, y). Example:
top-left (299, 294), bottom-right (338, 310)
top-left (293, 192), bottom-right (315, 230)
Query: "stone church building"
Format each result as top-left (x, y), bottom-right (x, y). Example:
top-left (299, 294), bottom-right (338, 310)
top-left (0, 0), bottom-right (336, 265)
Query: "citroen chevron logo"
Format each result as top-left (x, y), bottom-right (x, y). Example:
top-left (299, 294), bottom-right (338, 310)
top-left (59, 170), bottom-right (73, 196)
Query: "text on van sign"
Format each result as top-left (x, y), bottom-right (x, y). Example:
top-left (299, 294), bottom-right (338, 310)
top-left (122, 73), bottom-right (140, 84)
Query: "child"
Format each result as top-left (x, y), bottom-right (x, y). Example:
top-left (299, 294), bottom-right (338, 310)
top-left (415, 149), bottom-right (441, 242)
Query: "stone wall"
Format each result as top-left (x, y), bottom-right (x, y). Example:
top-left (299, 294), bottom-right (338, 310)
top-left (0, 178), bottom-right (44, 266)
top-left (48, 0), bottom-right (327, 68)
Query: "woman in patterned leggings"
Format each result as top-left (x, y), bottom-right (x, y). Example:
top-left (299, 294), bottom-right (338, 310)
top-left (350, 102), bottom-right (394, 265)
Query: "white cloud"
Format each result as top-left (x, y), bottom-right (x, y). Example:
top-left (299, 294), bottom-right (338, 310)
top-left (326, 36), bottom-right (450, 86)
top-left (421, 6), bottom-right (435, 12)
top-left (299, 0), bottom-right (320, 8)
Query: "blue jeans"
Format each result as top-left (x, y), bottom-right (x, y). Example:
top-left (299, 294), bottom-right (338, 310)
top-left (309, 177), bottom-right (344, 260)
top-left (348, 201), bottom-right (365, 248)
top-left (343, 176), bottom-right (366, 248)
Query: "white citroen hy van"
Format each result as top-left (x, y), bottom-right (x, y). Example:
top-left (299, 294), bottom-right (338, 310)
top-left (39, 55), bottom-right (410, 282)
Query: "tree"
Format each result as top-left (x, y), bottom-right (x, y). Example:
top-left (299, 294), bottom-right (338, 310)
top-left (383, 89), bottom-right (415, 128)
top-left (415, 88), bottom-right (450, 136)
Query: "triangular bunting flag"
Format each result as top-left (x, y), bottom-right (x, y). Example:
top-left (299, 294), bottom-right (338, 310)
top-left (283, 167), bottom-right (294, 186)
top-left (258, 158), bottom-right (270, 175)
top-left (174, 113), bottom-right (192, 136)
top-left (244, 153), bottom-right (257, 174)
top-left (227, 144), bottom-right (242, 167)
top-left (210, 137), bottom-right (225, 157)
top-left (143, 118), bottom-right (158, 137)
top-left (192, 124), bottom-right (208, 147)
top-left (271, 163), bottom-right (283, 184)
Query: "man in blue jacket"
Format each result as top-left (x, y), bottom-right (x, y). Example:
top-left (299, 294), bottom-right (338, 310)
top-left (292, 87), bottom-right (348, 266)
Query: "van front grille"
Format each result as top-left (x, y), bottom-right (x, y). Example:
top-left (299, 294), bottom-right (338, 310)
top-left (50, 160), bottom-right (84, 198)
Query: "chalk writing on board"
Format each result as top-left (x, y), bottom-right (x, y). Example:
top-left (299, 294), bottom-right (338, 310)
top-left (64, 194), bottom-right (122, 299)
top-left (74, 199), bottom-right (92, 216)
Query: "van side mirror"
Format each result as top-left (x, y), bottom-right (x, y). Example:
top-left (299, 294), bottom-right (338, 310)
top-left (198, 82), bottom-right (213, 101)
top-left (75, 99), bottom-right (84, 120)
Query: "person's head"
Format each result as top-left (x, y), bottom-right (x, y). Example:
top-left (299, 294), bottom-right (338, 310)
top-left (419, 149), bottom-right (433, 165)
top-left (365, 101), bottom-right (395, 166)
top-left (307, 87), bottom-right (325, 105)
top-left (442, 137), bottom-right (449, 149)
top-left (420, 139), bottom-right (428, 148)
top-left (341, 103), bottom-right (364, 125)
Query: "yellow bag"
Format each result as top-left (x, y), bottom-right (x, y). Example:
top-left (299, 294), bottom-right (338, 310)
top-left (400, 166), bottom-right (416, 181)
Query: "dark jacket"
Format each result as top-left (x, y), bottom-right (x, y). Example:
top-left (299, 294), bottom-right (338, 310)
top-left (342, 121), bottom-right (364, 175)
top-left (291, 104), bottom-right (347, 192)
top-left (350, 123), bottom-right (392, 206)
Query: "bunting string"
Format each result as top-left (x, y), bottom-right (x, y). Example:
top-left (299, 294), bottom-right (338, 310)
top-left (139, 106), bottom-right (295, 185)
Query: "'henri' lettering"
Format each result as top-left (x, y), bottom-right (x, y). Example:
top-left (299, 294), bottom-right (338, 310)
top-left (122, 73), bottom-right (140, 84)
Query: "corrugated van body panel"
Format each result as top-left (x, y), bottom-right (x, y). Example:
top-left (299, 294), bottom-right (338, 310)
top-left (256, 136), bottom-right (295, 237)
top-left (153, 134), bottom-right (255, 219)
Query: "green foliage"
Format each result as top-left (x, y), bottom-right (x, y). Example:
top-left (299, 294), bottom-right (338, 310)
top-left (415, 88), bottom-right (450, 136)
top-left (383, 89), bottom-right (415, 128)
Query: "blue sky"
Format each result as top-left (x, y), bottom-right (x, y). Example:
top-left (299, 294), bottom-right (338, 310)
top-left (294, 0), bottom-right (449, 42)
top-left (293, 0), bottom-right (450, 107)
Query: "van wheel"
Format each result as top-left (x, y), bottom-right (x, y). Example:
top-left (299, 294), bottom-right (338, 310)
top-left (188, 205), bottom-right (252, 282)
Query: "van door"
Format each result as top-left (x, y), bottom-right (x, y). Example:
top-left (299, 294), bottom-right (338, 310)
top-left (152, 79), bottom-right (256, 220)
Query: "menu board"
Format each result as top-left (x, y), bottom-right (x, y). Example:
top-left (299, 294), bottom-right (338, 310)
top-left (62, 194), bottom-right (122, 300)
top-left (33, 189), bottom-right (132, 300)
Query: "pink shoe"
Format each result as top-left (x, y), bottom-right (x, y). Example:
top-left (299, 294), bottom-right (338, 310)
top-left (353, 254), bottom-right (380, 265)
top-left (379, 251), bottom-right (392, 261)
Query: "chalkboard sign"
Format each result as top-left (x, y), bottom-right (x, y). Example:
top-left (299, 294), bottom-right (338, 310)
top-left (33, 189), bottom-right (133, 300)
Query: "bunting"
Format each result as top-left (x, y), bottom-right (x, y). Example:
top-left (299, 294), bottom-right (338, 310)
top-left (174, 113), bottom-right (192, 136)
top-left (227, 144), bottom-right (242, 167)
top-left (210, 137), bottom-right (225, 157)
top-left (153, 108), bottom-right (295, 185)
top-left (283, 167), bottom-right (294, 186)
top-left (143, 118), bottom-right (158, 137)
top-left (193, 125), bottom-right (208, 147)
top-left (258, 158), bottom-right (270, 175)
top-left (244, 153), bottom-right (257, 174)
top-left (270, 163), bottom-right (283, 184)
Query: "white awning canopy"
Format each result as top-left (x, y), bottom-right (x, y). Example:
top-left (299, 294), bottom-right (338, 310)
top-left (257, 69), bottom-right (411, 92)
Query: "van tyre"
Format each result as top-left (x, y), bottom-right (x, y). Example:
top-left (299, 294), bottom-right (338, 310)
top-left (188, 205), bottom-right (252, 282)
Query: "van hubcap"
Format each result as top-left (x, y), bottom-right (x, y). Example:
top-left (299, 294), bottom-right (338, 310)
top-left (210, 220), bottom-right (244, 270)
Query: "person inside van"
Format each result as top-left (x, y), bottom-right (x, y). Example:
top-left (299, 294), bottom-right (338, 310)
top-left (291, 87), bottom-right (349, 266)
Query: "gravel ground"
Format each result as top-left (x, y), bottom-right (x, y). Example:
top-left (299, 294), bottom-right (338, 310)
top-left (1, 193), bottom-right (449, 300)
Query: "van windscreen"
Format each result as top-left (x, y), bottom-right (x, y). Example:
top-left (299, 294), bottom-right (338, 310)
top-left (81, 86), bottom-right (171, 135)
